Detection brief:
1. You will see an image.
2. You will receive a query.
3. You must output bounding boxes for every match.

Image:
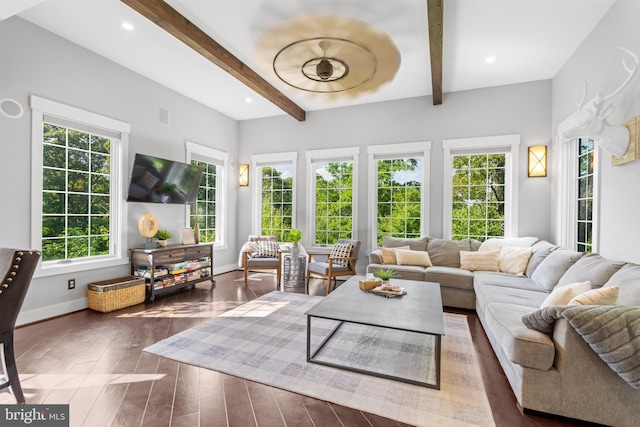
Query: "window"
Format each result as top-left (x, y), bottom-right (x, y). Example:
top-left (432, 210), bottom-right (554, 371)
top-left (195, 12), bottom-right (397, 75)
top-left (443, 135), bottom-right (520, 241)
top-left (367, 142), bottom-right (431, 247)
top-left (251, 152), bottom-right (297, 241)
top-left (306, 147), bottom-right (359, 247)
top-left (577, 138), bottom-right (595, 252)
top-left (451, 153), bottom-right (506, 240)
top-left (186, 142), bottom-right (227, 246)
top-left (31, 95), bottom-right (130, 276)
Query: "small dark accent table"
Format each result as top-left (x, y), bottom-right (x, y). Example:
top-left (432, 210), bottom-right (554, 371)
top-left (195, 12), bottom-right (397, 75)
top-left (305, 276), bottom-right (445, 389)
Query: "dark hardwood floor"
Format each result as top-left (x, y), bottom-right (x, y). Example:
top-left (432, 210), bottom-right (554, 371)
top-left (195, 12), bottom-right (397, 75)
top-left (2, 271), bottom-right (592, 427)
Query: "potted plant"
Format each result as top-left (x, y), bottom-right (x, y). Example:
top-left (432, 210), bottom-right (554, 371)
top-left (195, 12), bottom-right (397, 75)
top-left (289, 228), bottom-right (303, 256)
top-left (373, 268), bottom-right (396, 284)
top-left (154, 229), bottom-right (172, 247)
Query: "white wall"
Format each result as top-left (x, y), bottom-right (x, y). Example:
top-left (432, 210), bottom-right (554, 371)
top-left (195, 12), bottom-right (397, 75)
top-left (551, 0), bottom-right (640, 263)
top-left (0, 17), bottom-right (239, 324)
top-left (238, 80), bottom-right (553, 269)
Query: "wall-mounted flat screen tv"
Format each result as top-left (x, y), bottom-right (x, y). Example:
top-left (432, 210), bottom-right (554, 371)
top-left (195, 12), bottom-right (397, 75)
top-left (126, 153), bottom-right (203, 204)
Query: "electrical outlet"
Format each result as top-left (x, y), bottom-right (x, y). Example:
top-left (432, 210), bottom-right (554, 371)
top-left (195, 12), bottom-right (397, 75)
top-left (68, 279), bottom-right (76, 290)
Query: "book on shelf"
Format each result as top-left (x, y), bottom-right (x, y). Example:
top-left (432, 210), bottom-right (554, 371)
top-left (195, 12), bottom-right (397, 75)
top-left (135, 267), bottom-right (169, 279)
top-left (371, 285), bottom-right (407, 298)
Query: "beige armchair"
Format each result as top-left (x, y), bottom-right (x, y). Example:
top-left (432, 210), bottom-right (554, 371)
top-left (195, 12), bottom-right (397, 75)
top-left (242, 235), bottom-right (282, 285)
top-left (306, 239), bottom-right (361, 294)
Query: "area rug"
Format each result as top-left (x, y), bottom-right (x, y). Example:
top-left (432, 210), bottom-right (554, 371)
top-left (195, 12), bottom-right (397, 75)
top-left (144, 291), bottom-right (495, 427)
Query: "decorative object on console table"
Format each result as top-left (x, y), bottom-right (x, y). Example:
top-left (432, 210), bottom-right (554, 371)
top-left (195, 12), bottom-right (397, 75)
top-left (181, 227), bottom-right (195, 245)
top-left (129, 243), bottom-right (215, 302)
top-left (138, 213), bottom-right (159, 249)
top-left (154, 229), bottom-right (171, 247)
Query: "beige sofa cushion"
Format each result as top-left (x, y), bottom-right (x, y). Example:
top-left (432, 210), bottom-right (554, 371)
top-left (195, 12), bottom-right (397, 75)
top-left (602, 263), bottom-right (640, 306)
top-left (424, 266), bottom-right (474, 291)
top-left (395, 249), bottom-right (432, 267)
top-left (569, 286), bottom-right (619, 305)
top-left (460, 250), bottom-right (499, 272)
top-left (558, 253), bottom-right (625, 288)
top-left (540, 281), bottom-right (592, 308)
top-left (479, 237), bottom-right (538, 252)
top-left (378, 246), bottom-right (410, 264)
top-left (484, 302), bottom-right (555, 370)
top-left (498, 246), bottom-right (534, 276)
top-left (381, 236), bottom-right (428, 251)
top-left (427, 238), bottom-right (472, 268)
top-left (531, 250), bottom-right (585, 291)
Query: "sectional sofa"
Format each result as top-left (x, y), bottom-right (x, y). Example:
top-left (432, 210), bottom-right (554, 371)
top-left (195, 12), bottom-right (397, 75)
top-left (367, 237), bottom-right (640, 426)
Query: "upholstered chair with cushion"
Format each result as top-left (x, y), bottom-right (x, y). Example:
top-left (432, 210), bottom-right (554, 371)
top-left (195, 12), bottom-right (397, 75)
top-left (306, 239), bottom-right (361, 295)
top-left (242, 235), bottom-right (282, 285)
top-left (0, 248), bottom-right (41, 404)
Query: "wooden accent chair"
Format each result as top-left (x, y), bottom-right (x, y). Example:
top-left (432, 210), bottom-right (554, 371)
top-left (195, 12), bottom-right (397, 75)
top-left (306, 239), bottom-right (361, 295)
top-left (242, 236), bottom-right (282, 285)
top-left (0, 248), bottom-right (41, 404)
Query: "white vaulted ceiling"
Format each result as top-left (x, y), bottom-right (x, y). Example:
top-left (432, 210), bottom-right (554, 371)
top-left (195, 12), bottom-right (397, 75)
top-left (3, 0), bottom-right (615, 120)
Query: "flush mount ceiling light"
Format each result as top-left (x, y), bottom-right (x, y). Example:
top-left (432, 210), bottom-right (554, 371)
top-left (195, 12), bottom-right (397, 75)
top-left (255, 16), bottom-right (400, 99)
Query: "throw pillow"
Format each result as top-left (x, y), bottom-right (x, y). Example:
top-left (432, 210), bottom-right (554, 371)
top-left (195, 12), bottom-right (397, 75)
top-left (540, 281), bottom-right (592, 308)
top-left (479, 237), bottom-right (538, 252)
top-left (330, 242), bottom-right (352, 267)
top-left (569, 286), bottom-right (619, 306)
top-left (395, 250), bottom-right (432, 267)
top-left (498, 246), bottom-right (534, 276)
top-left (378, 245), bottom-right (410, 265)
top-left (255, 240), bottom-right (279, 258)
top-left (459, 250), bottom-right (500, 272)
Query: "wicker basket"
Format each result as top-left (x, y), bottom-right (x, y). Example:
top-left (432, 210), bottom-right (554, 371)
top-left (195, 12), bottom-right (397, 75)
top-left (87, 276), bottom-right (146, 313)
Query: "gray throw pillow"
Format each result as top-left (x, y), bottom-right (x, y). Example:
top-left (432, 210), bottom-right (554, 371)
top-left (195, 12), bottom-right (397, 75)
top-left (602, 263), bottom-right (640, 306)
top-left (427, 238), bottom-right (472, 268)
top-left (525, 240), bottom-right (558, 278)
top-left (557, 253), bottom-right (625, 288)
top-left (531, 250), bottom-right (585, 291)
top-left (382, 236), bottom-right (428, 251)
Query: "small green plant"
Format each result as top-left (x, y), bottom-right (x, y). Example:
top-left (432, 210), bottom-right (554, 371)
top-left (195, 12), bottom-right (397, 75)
top-left (373, 268), bottom-right (396, 281)
top-left (289, 228), bottom-right (303, 245)
top-left (154, 229), bottom-right (172, 240)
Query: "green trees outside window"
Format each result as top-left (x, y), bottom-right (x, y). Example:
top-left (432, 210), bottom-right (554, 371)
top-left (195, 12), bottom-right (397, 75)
top-left (451, 153), bottom-right (506, 241)
top-left (314, 161), bottom-right (353, 245)
top-left (41, 123), bottom-right (112, 261)
top-left (376, 158), bottom-right (422, 246)
top-left (190, 159), bottom-right (217, 243)
top-left (577, 138), bottom-right (594, 252)
top-left (260, 165), bottom-right (293, 242)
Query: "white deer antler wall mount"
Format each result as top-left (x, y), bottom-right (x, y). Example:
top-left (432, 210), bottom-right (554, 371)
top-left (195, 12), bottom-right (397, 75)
top-left (559, 47), bottom-right (639, 157)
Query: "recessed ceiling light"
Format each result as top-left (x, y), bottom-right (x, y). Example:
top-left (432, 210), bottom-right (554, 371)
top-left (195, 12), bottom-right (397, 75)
top-left (245, 97), bottom-right (253, 103)
top-left (121, 22), bottom-right (134, 31)
top-left (485, 56), bottom-right (496, 64)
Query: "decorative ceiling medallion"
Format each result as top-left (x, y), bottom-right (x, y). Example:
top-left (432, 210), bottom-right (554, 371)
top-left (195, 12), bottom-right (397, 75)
top-left (255, 16), bottom-right (400, 100)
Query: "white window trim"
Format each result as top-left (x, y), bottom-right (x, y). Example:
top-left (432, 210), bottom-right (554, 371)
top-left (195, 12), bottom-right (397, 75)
top-left (367, 141), bottom-right (431, 250)
top-left (442, 134), bottom-right (520, 239)
top-left (30, 95), bottom-right (130, 277)
top-left (305, 147), bottom-right (359, 249)
top-left (250, 152), bottom-right (298, 239)
top-left (555, 136), bottom-right (600, 251)
top-left (185, 141), bottom-right (228, 249)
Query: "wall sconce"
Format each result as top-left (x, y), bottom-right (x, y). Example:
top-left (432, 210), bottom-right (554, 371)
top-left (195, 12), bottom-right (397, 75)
top-left (528, 145), bottom-right (547, 177)
top-left (238, 164), bottom-right (249, 186)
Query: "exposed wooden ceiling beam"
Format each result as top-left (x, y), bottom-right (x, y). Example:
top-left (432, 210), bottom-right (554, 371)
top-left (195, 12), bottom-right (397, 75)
top-left (427, 0), bottom-right (443, 105)
top-left (121, 0), bottom-right (306, 121)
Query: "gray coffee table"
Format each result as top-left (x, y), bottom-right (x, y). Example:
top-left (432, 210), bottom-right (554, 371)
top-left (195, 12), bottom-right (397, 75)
top-left (305, 276), bottom-right (445, 389)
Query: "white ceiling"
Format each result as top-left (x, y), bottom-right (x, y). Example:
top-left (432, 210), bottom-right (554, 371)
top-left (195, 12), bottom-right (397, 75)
top-left (4, 0), bottom-right (615, 121)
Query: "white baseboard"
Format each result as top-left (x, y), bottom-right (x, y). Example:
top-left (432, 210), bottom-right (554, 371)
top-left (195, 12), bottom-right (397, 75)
top-left (17, 297), bottom-right (88, 327)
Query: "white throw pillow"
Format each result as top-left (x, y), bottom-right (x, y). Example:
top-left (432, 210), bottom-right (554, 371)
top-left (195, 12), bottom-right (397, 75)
top-left (479, 237), bottom-right (539, 252)
top-left (329, 242), bottom-right (353, 267)
top-left (378, 246), bottom-right (410, 265)
top-left (540, 281), bottom-right (592, 308)
top-left (255, 240), bottom-right (279, 258)
top-left (459, 250), bottom-right (500, 272)
top-left (498, 246), bottom-right (534, 276)
top-left (569, 286), bottom-right (619, 306)
top-left (395, 250), bottom-right (432, 267)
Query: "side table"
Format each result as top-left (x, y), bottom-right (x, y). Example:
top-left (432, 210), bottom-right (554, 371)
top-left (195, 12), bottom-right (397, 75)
top-left (283, 254), bottom-right (307, 288)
